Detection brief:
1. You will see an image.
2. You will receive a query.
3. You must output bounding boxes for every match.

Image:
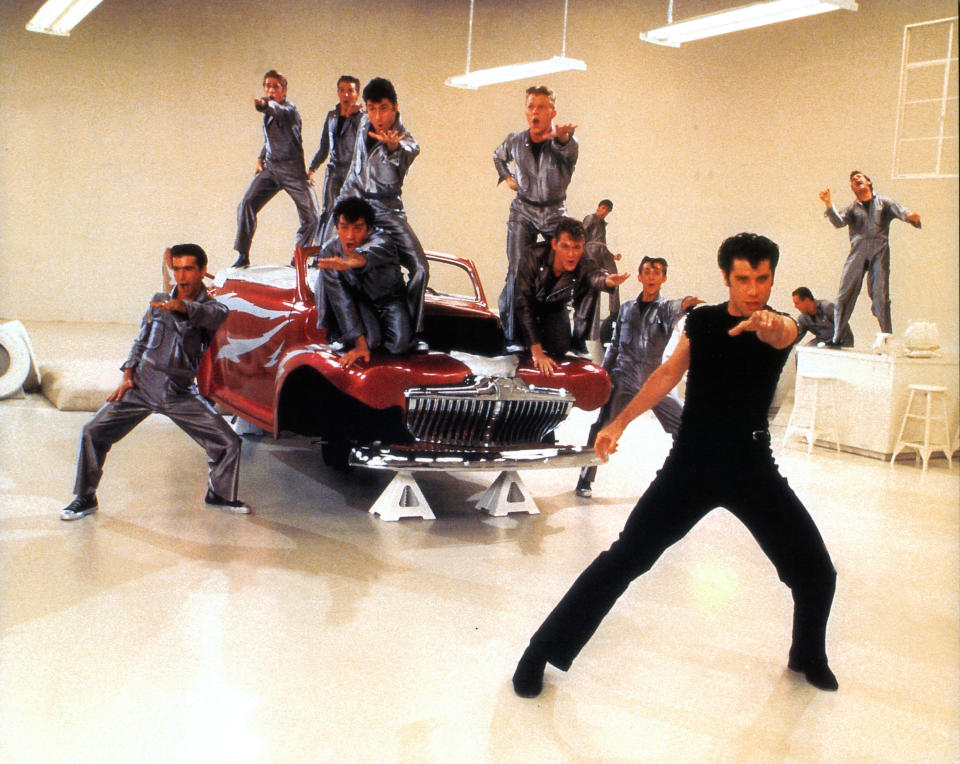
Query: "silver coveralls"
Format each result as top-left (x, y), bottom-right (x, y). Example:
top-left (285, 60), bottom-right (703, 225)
top-left (235, 99), bottom-right (320, 257)
top-left (825, 195), bottom-right (920, 341)
top-left (309, 105), bottom-right (363, 245)
top-left (74, 289), bottom-right (241, 501)
top-left (336, 115), bottom-right (428, 334)
top-left (493, 130), bottom-right (579, 343)
top-left (314, 230), bottom-right (413, 354)
top-left (796, 299), bottom-right (853, 347)
top-left (580, 295), bottom-right (685, 484)
top-left (583, 213), bottom-right (620, 320)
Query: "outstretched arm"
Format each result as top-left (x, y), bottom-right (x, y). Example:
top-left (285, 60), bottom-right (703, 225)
top-left (728, 309), bottom-right (798, 349)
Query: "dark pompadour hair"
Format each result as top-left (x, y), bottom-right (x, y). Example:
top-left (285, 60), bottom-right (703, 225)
top-left (553, 216), bottom-right (586, 242)
top-left (363, 77), bottom-right (398, 105)
top-left (792, 286), bottom-right (815, 301)
top-left (333, 197), bottom-right (376, 230)
top-left (716, 232), bottom-right (780, 276)
top-left (263, 69), bottom-right (287, 88)
top-left (337, 75), bottom-right (360, 89)
top-left (639, 256), bottom-right (668, 275)
top-left (169, 243), bottom-right (207, 270)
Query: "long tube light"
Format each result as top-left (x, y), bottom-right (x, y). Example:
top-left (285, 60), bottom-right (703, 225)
top-left (446, 56), bottom-right (587, 90)
top-left (640, 0), bottom-right (857, 47)
top-left (26, 0), bottom-right (105, 36)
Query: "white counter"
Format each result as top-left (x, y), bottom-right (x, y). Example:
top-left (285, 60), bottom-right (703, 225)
top-left (795, 346), bottom-right (958, 459)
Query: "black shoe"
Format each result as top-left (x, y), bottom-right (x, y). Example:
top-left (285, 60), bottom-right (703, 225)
top-left (204, 488), bottom-right (251, 514)
top-left (823, 340), bottom-right (843, 349)
top-left (788, 655), bottom-right (838, 691)
top-left (231, 253), bottom-right (250, 268)
top-left (60, 494), bottom-right (98, 521)
top-left (575, 476), bottom-right (592, 498)
top-left (512, 644), bottom-right (547, 698)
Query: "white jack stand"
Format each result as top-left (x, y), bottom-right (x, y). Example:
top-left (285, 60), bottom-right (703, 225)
top-left (472, 470), bottom-right (540, 517)
top-left (369, 471), bottom-right (436, 521)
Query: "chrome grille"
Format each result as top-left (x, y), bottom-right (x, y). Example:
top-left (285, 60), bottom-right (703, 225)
top-left (404, 377), bottom-right (573, 447)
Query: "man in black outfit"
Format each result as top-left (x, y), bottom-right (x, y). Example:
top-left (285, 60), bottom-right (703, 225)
top-left (512, 232), bottom-right (838, 696)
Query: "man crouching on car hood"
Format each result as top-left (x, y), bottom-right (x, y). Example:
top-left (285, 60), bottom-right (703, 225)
top-left (314, 196), bottom-right (414, 369)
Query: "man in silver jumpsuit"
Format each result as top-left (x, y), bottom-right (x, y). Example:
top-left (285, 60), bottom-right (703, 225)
top-left (335, 77), bottom-right (428, 341)
top-left (576, 257), bottom-right (702, 497)
top-left (582, 199), bottom-right (623, 339)
top-left (314, 197), bottom-right (413, 369)
top-left (791, 286), bottom-right (853, 347)
top-left (233, 69), bottom-right (320, 268)
top-left (819, 170), bottom-right (921, 345)
top-left (514, 217), bottom-right (629, 375)
top-left (494, 85), bottom-right (578, 349)
top-left (308, 75), bottom-right (363, 246)
top-left (61, 244), bottom-right (247, 520)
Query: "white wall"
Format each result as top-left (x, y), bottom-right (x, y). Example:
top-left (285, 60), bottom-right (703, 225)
top-left (1, 0), bottom-right (956, 347)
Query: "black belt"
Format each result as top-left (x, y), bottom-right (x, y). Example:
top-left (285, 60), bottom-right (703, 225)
top-left (362, 191), bottom-right (400, 201)
top-left (518, 194), bottom-right (566, 208)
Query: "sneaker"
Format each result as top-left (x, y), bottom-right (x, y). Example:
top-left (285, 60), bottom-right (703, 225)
top-left (575, 477), bottom-right (592, 498)
top-left (60, 494), bottom-right (98, 521)
top-left (231, 253), bottom-right (250, 268)
top-left (204, 488), bottom-right (251, 514)
top-left (505, 343), bottom-right (524, 354)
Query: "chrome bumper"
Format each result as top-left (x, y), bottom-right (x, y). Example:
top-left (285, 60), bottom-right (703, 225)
top-left (350, 443), bottom-right (600, 471)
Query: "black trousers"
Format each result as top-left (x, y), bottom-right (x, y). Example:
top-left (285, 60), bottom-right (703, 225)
top-left (531, 438), bottom-right (836, 670)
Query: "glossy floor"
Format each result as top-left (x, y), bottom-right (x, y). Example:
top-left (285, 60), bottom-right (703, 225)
top-left (1, 393), bottom-right (957, 763)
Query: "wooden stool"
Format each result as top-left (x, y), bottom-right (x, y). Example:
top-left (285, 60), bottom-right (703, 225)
top-left (783, 374), bottom-right (840, 454)
top-left (891, 384), bottom-right (953, 471)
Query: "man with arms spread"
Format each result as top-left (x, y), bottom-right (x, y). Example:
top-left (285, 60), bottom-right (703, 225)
top-left (514, 217), bottom-right (628, 375)
top-left (513, 233), bottom-right (837, 697)
top-left (575, 256), bottom-right (702, 497)
top-left (819, 170), bottom-right (920, 345)
top-left (494, 85), bottom-right (578, 350)
top-left (582, 199), bottom-right (622, 323)
top-left (336, 77), bottom-right (428, 343)
top-left (61, 244), bottom-right (247, 520)
top-left (308, 75), bottom-right (363, 245)
top-left (792, 286), bottom-right (853, 347)
top-left (314, 197), bottom-right (412, 369)
top-left (233, 70), bottom-right (319, 268)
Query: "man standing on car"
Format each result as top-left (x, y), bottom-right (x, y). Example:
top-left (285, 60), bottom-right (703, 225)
top-left (494, 85), bottom-right (578, 350)
top-left (575, 256), bottom-right (702, 497)
top-left (335, 77), bottom-right (428, 344)
top-left (308, 75), bottom-right (363, 246)
top-left (514, 217), bottom-right (628, 375)
top-left (512, 232), bottom-right (838, 697)
top-left (232, 70), bottom-right (319, 268)
top-left (60, 244), bottom-right (248, 520)
top-left (314, 197), bottom-right (413, 369)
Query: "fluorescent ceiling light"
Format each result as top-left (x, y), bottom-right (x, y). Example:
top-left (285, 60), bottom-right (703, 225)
top-left (446, 56), bottom-right (587, 90)
top-left (640, 0), bottom-right (857, 47)
top-left (26, 0), bottom-right (105, 36)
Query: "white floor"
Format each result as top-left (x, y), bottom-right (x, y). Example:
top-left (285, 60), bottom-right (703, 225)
top-left (1, 357), bottom-right (958, 762)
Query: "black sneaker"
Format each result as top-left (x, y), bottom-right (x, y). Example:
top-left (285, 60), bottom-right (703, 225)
top-left (60, 494), bottom-right (98, 521)
top-left (204, 488), bottom-right (251, 514)
top-left (231, 253), bottom-right (250, 268)
top-left (575, 476), bottom-right (592, 498)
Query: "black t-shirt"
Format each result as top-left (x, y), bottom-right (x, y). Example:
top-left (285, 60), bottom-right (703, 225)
top-left (678, 303), bottom-right (794, 442)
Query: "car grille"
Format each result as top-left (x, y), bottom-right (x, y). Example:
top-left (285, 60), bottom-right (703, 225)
top-left (404, 377), bottom-right (573, 447)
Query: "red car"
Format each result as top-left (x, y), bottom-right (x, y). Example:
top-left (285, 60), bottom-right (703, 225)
top-left (197, 249), bottom-right (610, 471)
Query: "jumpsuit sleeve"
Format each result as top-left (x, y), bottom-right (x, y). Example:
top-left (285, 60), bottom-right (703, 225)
top-left (183, 297), bottom-right (230, 332)
top-left (882, 197), bottom-right (922, 229)
top-left (493, 136), bottom-right (513, 185)
top-left (309, 113), bottom-right (332, 172)
top-left (601, 302), bottom-right (627, 372)
top-left (122, 296), bottom-right (165, 370)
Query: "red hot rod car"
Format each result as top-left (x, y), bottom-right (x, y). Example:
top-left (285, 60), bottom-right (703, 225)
top-left (196, 249), bottom-right (610, 471)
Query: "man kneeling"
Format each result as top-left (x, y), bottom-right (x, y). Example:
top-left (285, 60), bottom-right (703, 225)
top-left (315, 197), bottom-right (413, 368)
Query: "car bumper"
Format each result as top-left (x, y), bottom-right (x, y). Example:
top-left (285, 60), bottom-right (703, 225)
top-left (350, 443), bottom-right (600, 471)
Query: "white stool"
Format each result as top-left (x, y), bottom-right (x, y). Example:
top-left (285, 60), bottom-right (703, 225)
top-left (783, 374), bottom-right (840, 454)
top-left (891, 384), bottom-right (953, 471)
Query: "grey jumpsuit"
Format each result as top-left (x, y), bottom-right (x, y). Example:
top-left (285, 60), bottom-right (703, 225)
top-left (493, 130), bottom-right (578, 344)
top-left (796, 299), bottom-right (853, 347)
top-left (825, 195), bottom-right (920, 342)
top-left (580, 295), bottom-right (687, 485)
top-left (314, 230), bottom-right (413, 354)
top-left (234, 98), bottom-right (320, 258)
top-left (336, 114), bottom-right (428, 334)
top-left (74, 289), bottom-right (241, 501)
top-left (309, 105), bottom-right (363, 246)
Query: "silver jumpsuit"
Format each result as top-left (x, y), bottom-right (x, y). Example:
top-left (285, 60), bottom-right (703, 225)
top-left (579, 295), bottom-right (686, 485)
top-left (493, 130), bottom-right (578, 344)
top-left (825, 195), bottom-right (920, 342)
top-left (336, 114), bottom-right (428, 334)
top-left (74, 289), bottom-right (241, 501)
top-left (309, 105), bottom-right (363, 245)
top-left (796, 299), bottom-right (853, 347)
top-left (234, 98), bottom-right (320, 258)
top-left (314, 230), bottom-right (413, 354)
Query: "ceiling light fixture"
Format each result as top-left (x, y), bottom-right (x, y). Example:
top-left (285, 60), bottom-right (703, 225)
top-left (639, 0), bottom-right (857, 48)
top-left (26, 0), bottom-right (105, 36)
top-left (446, 0), bottom-right (586, 89)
